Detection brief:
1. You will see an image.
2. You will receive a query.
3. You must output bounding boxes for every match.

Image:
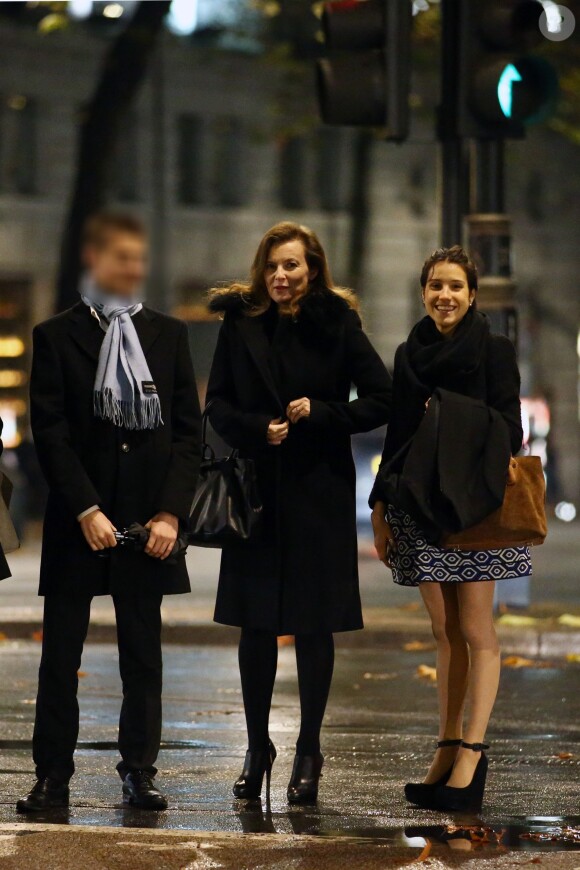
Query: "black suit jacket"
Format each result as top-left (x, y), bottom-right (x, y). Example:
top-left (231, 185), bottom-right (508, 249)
top-left (30, 302), bottom-right (201, 597)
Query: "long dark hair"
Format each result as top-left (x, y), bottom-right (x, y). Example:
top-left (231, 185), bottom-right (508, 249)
top-left (208, 221), bottom-right (359, 317)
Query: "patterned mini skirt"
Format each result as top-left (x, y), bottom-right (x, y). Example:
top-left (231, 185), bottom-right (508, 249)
top-left (385, 504), bottom-right (533, 588)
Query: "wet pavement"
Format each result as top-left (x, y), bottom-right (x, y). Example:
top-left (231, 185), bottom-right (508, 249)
top-left (0, 519), bottom-right (578, 865)
top-left (0, 641), bottom-right (578, 867)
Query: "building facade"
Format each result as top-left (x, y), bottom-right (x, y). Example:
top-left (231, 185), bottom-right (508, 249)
top-left (0, 21), bottom-right (578, 500)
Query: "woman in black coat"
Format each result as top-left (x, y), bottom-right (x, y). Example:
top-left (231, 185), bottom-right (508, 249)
top-left (370, 245), bottom-right (531, 813)
top-left (206, 221), bottom-right (392, 803)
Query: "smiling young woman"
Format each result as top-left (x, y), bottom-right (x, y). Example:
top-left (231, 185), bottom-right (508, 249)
top-left (370, 245), bottom-right (531, 813)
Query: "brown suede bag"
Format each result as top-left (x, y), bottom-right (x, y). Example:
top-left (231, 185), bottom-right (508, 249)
top-left (441, 456), bottom-right (547, 551)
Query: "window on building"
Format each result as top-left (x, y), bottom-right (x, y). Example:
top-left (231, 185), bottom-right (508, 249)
top-left (0, 95), bottom-right (37, 195)
top-left (317, 128), bottom-right (350, 213)
top-left (177, 114), bottom-right (205, 206)
top-left (278, 134), bottom-right (309, 210)
top-left (0, 278), bottom-right (32, 447)
top-left (212, 116), bottom-right (248, 207)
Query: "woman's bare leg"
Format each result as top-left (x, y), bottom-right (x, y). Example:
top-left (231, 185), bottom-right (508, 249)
top-left (419, 582), bottom-right (469, 782)
top-left (446, 580), bottom-right (500, 788)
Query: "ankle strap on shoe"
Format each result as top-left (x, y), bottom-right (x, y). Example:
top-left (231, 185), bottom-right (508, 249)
top-left (461, 741), bottom-right (489, 751)
top-left (437, 739), bottom-right (462, 748)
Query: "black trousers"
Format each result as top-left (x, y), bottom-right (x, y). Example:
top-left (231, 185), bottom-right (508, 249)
top-left (33, 593), bottom-right (163, 783)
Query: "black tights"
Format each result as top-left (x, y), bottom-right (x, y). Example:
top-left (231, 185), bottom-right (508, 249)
top-left (238, 629), bottom-right (335, 755)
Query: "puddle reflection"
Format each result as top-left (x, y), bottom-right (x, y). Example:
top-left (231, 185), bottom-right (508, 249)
top-left (234, 804), bottom-right (580, 853)
top-left (15, 802), bottom-right (580, 853)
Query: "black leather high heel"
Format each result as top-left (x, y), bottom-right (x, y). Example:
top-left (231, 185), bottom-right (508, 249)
top-left (287, 752), bottom-right (324, 803)
top-left (233, 739), bottom-right (277, 800)
top-left (404, 739), bottom-right (462, 806)
top-left (432, 741), bottom-right (489, 811)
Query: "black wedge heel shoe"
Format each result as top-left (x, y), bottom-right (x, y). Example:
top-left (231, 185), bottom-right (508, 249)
top-left (233, 739), bottom-right (277, 800)
top-left (287, 752), bottom-right (324, 804)
top-left (404, 739), bottom-right (462, 807)
top-left (432, 741), bottom-right (489, 811)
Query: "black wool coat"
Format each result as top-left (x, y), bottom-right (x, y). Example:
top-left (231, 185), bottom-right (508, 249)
top-left (206, 290), bottom-right (393, 635)
top-left (30, 302), bottom-right (201, 597)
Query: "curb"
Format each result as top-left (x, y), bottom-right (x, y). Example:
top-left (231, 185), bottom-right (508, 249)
top-left (1, 619), bottom-right (579, 656)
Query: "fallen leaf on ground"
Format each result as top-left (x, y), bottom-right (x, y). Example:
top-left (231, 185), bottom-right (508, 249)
top-left (558, 613), bottom-right (580, 628)
top-left (497, 614), bottom-right (539, 627)
top-left (502, 655), bottom-right (535, 668)
top-left (553, 752), bottom-right (575, 760)
top-left (399, 602), bottom-right (422, 612)
top-left (502, 656), bottom-right (554, 669)
top-left (31, 630), bottom-right (43, 642)
top-left (415, 840), bottom-right (432, 862)
top-left (0, 631), bottom-right (7, 641)
top-left (277, 635), bottom-right (294, 647)
top-left (566, 653), bottom-right (580, 663)
top-left (403, 640), bottom-right (435, 651)
top-left (416, 664), bottom-right (437, 682)
top-left (77, 671), bottom-right (87, 678)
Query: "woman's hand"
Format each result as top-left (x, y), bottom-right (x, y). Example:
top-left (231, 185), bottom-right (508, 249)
top-left (145, 512), bottom-right (179, 560)
top-left (287, 397), bottom-right (311, 424)
top-left (267, 417), bottom-right (289, 445)
top-left (79, 509), bottom-right (117, 552)
top-left (371, 505), bottom-right (397, 568)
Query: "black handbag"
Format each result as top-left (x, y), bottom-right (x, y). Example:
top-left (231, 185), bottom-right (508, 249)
top-left (188, 403), bottom-right (263, 547)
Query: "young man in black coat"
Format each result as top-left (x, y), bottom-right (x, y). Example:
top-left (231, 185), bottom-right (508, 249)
top-left (17, 212), bottom-right (201, 813)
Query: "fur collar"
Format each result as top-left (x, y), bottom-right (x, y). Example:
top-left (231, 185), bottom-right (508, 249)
top-left (208, 288), bottom-right (351, 340)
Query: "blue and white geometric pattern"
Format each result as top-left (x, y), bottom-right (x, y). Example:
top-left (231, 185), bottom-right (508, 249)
top-left (385, 504), bottom-right (533, 588)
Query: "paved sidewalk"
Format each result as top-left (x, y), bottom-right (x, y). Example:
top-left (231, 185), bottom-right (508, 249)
top-left (1, 521), bottom-right (580, 655)
top-left (0, 642), bottom-right (579, 868)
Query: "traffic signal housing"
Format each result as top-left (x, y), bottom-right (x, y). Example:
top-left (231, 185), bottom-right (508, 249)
top-left (456, 0), bottom-right (559, 138)
top-left (316, 0), bottom-right (412, 140)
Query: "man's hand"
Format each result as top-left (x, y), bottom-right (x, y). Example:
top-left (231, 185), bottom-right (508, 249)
top-left (287, 397), bottom-right (311, 424)
top-left (79, 509), bottom-right (117, 552)
top-left (371, 504), bottom-right (397, 568)
top-left (267, 417), bottom-right (289, 446)
top-left (145, 512), bottom-right (179, 560)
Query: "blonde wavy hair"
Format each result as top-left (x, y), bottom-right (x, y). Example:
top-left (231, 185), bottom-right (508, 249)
top-left (208, 221), bottom-right (359, 318)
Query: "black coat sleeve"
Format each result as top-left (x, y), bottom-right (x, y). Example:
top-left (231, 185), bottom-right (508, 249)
top-left (486, 335), bottom-right (524, 455)
top-left (206, 317), bottom-right (272, 451)
top-left (30, 324), bottom-right (102, 517)
top-left (308, 309), bottom-right (392, 435)
top-left (157, 322), bottom-right (202, 523)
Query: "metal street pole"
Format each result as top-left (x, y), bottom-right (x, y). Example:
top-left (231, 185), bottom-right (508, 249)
top-left (466, 139), bottom-right (518, 346)
top-left (438, 0), bottom-right (469, 246)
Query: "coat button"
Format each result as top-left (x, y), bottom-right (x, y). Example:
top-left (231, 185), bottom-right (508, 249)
top-left (121, 442), bottom-right (130, 453)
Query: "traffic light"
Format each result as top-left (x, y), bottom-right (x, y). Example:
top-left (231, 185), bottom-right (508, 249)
top-left (456, 0), bottom-right (559, 138)
top-left (316, 0), bottom-right (412, 140)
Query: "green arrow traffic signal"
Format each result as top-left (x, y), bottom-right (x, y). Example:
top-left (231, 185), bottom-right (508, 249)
top-left (457, 0), bottom-right (559, 138)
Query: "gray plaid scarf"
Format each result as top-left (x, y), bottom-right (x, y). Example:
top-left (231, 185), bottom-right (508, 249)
top-left (80, 275), bottom-right (163, 430)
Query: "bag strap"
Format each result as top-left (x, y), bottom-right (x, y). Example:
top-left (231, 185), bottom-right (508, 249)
top-left (201, 399), bottom-right (239, 461)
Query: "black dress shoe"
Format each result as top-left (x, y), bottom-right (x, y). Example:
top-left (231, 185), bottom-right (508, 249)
top-left (287, 752), bottom-right (324, 804)
top-left (233, 740), bottom-right (277, 800)
top-left (16, 778), bottom-right (69, 813)
top-left (404, 738), bottom-right (462, 806)
top-left (122, 771), bottom-right (168, 810)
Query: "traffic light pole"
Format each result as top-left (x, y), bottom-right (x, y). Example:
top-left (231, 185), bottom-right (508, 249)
top-left (439, 0), bottom-right (468, 246)
top-left (470, 139), bottom-right (505, 213)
